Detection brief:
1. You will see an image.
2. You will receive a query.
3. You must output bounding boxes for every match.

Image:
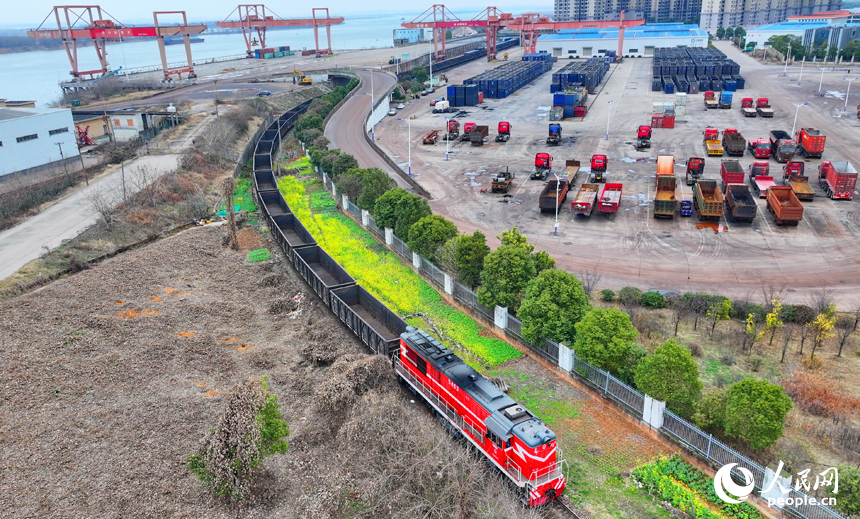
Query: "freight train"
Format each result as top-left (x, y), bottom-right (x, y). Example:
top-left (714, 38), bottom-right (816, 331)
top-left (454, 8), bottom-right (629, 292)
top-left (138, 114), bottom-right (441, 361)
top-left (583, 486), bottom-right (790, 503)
top-left (251, 100), bottom-right (566, 507)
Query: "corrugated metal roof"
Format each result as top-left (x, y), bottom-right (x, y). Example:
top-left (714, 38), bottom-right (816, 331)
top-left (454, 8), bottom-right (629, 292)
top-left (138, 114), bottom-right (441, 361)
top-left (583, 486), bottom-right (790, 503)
top-left (748, 22), bottom-right (829, 31)
top-left (540, 27), bottom-right (708, 40)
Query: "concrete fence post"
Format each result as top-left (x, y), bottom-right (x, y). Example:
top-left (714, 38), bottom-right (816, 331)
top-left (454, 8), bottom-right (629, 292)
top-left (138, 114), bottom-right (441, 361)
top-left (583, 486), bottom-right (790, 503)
top-left (643, 395), bottom-right (666, 429)
top-left (331, 182), bottom-right (337, 198)
top-left (494, 306), bottom-right (508, 330)
top-left (384, 228), bottom-right (394, 246)
top-left (762, 468), bottom-right (792, 507)
top-left (443, 273), bottom-right (453, 295)
top-left (342, 194), bottom-right (349, 208)
top-left (412, 252), bottom-right (421, 269)
top-left (361, 209), bottom-right (370, 226)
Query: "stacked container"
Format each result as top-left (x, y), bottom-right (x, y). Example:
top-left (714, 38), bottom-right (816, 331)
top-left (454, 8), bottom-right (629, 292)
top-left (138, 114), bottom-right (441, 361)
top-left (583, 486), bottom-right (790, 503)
top-left (675, 93), bottom-right (687, 118)
top-left (461, 52), bottom-right (553, 101)
top-left (651, 47), bottom-right (744, 95)
top-left (550, 58), bottom-right (610, 94)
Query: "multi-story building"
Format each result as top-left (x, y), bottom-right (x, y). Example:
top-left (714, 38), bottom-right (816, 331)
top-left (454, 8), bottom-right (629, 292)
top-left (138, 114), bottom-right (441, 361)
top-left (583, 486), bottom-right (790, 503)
top-left (553, 0), bottom-right (697, 22)
top-left (700, 0), bottom-right (843, 32)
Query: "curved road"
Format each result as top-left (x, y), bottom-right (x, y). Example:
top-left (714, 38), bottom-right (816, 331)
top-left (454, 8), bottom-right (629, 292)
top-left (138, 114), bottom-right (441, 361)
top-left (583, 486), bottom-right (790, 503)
top-left (325, 70), bottom-right (414, 191)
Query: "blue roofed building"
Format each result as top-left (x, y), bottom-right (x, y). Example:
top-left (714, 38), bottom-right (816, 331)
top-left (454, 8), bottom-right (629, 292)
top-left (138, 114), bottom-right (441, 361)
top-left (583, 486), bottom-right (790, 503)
top-left (746, 21), bottom-right (860, 52)
top-left (535, 24), bottom-right (708, 58)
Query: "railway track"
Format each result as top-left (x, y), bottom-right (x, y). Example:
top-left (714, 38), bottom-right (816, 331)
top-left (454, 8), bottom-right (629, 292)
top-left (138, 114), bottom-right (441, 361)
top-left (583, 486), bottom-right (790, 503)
top-left (553, 495), bottom-right (585, 519)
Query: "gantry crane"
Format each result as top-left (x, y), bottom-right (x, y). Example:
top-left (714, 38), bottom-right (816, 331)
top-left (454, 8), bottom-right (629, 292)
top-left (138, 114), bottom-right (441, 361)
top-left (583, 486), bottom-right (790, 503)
top-left (216, 5), bottom-right (344, 57)
top-left (402, 5), bottom-right (643, 59)
top-left (27, 6), bottom-right (206, 82)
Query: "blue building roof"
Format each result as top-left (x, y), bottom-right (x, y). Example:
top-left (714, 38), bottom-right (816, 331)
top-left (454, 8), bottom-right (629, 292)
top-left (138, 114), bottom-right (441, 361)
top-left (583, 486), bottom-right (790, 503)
top-left (748, 22), bottom-right (829, 31)
top-left (540, 25), bottom-right (708, 40)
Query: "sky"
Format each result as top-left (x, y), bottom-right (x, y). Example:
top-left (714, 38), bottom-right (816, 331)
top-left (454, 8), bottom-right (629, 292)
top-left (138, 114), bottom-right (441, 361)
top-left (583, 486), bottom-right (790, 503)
top-left (5, 1), bottom-right (551, 27)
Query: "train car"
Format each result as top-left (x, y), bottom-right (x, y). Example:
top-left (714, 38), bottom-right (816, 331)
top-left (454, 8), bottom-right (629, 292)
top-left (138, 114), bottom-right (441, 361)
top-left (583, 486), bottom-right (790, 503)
top-left (395, 327), bottom-right (566, 506)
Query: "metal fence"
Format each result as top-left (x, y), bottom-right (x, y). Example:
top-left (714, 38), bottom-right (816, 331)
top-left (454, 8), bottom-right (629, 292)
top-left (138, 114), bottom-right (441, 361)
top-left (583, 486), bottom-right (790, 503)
top-left (309, 175), bottom-right (847, 519)
top-left (345, 198), bottom-right (362, 219)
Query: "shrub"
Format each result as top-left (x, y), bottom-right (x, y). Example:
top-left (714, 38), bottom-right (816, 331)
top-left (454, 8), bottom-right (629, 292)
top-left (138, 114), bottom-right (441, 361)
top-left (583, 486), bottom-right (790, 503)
top-left (748, 355), bottom-right (763, 372)
top-left (518, 269), bottom-right (590, 344)
top-left (634, 339), bottom-right (702, 418)
top-left (692, 388), bottom-right (727, 432)
top-left (600, 289), bottom-right (615, 302)
top-left (617, 286), bottom-right (642, 310)
top-left (573, 307), bottom-right (638, 376)
top-left (407, 215), bottom-right (458, 263)
top-left (640, 291), bottom-right (666, 309)
top-left (725, 378), bottom-right (793, 450)
top-left (687, 342), bottom-right (702, 357)
top-left (783, 371), bottom-right (860, 418)
top-left (720, 354), bottom-right (736, 366)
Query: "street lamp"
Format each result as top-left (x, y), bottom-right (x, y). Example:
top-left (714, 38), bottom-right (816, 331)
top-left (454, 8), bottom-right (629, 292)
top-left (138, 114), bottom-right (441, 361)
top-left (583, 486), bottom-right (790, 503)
top-left (214, 79), bottom-right (219, 117)
top-left (397, 117), bottom-right (411, 176)
top-left (782, 42), bottom-right (791, 76)
top-left (843, 77), bottom-right (858, 111)
top-left (605, 100), bottom-right (612, 141)
top-left (791, 102), bottom-right (808, 136)
top-left (798, 57), bottom-right (805, 86)
top-left (364, 69), bottom-right (375, 141)
top-left (444, 116), bottom-right (449, 161)
top-left (550, 171), bottom-right (561, 236)
top-left (818, 67), bottom-right (825, 97)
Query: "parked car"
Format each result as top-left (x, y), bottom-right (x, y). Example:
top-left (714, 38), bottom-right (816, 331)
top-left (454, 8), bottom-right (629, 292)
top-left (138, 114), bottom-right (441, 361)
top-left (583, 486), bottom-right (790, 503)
top-left (429, 96), bottom-right (445, 106)
top-left (388, 108), bottom-right (397, 116)
top-left (396, 103), bottom-right (405, 109)
top-left (427, 87), bottom-right (436, 93)
top-left (256, 91), bottom-right (272, 97)
top-left (420, 90), bottom-right (429, 96)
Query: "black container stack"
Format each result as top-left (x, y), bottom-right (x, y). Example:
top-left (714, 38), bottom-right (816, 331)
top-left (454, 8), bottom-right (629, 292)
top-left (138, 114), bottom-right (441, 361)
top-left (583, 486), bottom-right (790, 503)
top-left (549, 57), bottom-right (611, 94)
top-left (651, 47), bottom-right (744, 95)
top-left (450, 52), bottom-right (552, 106)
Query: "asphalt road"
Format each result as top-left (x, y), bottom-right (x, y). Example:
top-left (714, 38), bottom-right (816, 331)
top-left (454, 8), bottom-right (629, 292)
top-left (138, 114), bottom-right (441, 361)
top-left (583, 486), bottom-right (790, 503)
top-left (0, 154), bottom-right (180, 282)
top-left (324, 69), bottom-right (414, 191)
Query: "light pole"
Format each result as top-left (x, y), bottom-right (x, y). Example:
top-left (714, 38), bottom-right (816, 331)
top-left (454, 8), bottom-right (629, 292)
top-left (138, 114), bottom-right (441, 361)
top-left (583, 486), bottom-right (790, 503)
top-left (798, 57), bottom-right (805, 86)
top-left (843, 77), bottom-right (858, 111)
top-left (397, 118), bottom-right (412, 176)
top-left (818, 67), bottom-right (825, 97)
top-left (791, 102), bottom-right (808, 136)
top-left (782, 42), bottom-right (791, 76)
top-left (551, 171), bottom-right (560, 236)
top-left (605, 100), bottom-right (612, 140)
top-left (444, 116), bottom-right (449, 160)
top-left (214, 79), bottom-right (218, 116)
top-left (364, 69), bottom-right (375, 141)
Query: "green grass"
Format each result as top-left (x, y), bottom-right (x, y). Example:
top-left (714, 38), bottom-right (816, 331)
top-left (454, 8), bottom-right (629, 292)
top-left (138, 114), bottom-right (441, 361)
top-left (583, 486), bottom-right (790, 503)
top-left (276, 168), bottom-right (521, 368)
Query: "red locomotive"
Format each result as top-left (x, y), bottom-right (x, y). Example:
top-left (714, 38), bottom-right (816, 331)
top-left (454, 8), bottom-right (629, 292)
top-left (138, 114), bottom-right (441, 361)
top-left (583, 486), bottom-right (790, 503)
top-left (395, 327), bottom-right (566, 506)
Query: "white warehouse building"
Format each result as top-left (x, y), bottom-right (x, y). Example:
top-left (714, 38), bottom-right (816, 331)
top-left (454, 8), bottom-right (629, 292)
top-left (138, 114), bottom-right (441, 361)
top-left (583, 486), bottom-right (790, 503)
top-left (0, 106), bottom-right (79, 178)
top-left (536, 24), bottom-right (708, 58)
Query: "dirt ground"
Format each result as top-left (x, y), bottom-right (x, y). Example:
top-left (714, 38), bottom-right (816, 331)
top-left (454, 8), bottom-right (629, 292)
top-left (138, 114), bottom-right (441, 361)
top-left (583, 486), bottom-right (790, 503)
top-left (373, 41), bottom-right (860, 307)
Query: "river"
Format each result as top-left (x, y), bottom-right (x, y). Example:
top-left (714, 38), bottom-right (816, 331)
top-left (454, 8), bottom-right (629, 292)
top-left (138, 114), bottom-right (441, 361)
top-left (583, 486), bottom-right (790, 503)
top-left (0, 11), bottom-right (483, 107)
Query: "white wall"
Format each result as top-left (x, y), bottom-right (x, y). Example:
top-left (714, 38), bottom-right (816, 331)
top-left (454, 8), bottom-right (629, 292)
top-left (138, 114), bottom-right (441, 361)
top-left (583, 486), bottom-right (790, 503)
top-left (0, 108), bottom-right (79, 177)
top-left (366, 93), bottom-right (393, 134)
top-left (536, 35), bottom-right (708, 57)
top-left (746, 29), bottom-right (808, 49)
top-left (108, 113), bottom-right (145, 142)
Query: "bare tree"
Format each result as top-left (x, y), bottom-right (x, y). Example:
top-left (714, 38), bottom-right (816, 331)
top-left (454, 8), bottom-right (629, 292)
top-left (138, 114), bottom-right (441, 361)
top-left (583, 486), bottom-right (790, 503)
top-left (781, 325), bottom-right (794, 363)
top-left (667, 295), bottom-right (690, 336)
top-left (579, 267), bottom-right (603, 296)
top-left (222, 177), bottom-right (239, 250)
top-left (84, 183), bottom-right (119, 231)
top-left (808, 286), bottom-right (835, 316)
top-left (197, 118), bottom-right (241, 163)
top-left (834, 317), bottom-right (855, 357)
top-left (128, 164), bottom-right (160, 208)
top-left (760, 283), bottom-right (786, 313)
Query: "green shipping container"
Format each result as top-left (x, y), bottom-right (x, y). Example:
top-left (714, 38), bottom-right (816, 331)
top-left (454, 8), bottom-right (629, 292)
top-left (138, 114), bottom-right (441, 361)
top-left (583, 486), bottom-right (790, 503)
top-left (274, 52), bottom-right (284, 58)
top-left (264, 53), bottom-right (274, 59)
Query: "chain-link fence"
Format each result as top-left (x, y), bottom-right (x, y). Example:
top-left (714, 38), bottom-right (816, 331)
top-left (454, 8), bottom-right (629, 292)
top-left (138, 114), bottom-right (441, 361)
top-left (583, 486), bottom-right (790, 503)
top-left (345, 198), bottom-right (362, 219)
top-left (391, 235), bottom-right (413, 260)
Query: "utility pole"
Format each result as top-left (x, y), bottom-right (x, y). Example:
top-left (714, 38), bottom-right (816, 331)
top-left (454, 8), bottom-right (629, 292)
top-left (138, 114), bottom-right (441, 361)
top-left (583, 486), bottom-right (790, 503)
top-left (120, 159), bottom-right (127, 202)
top-left (214, 79), bottom-right (219, 117)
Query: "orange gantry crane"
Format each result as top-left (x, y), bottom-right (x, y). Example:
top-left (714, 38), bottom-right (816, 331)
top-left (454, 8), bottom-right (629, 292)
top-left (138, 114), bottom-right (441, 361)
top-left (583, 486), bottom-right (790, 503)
top-left (27, 6), bottom-right (206, 81)
top-left (402, 5), bottom-right (644, 59)
top-left (216, 5), bottom-right (345, 57)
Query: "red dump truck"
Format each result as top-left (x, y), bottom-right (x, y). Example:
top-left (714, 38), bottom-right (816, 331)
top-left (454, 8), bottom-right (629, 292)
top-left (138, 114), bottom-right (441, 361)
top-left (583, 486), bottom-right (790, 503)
top-left (656, 155), bottom-right (674, 180)
top-left (767, 186), bottom-right (804, 225)
top-left (724, 183), bottom-right (758, 223)
top-left (572, 183), bottom-right (599, 216)
top-left (495, 121), bottom-right (511, 142)
top-left (539, 178), bottom-right (570, 213)
top-left (590, 154), bottom-right (608, 182)
top-left (686, 157), bottom-right (705, 186)
top-left (795, 128), bottom-right (826, 159)
top-left (693, 179), bottom-right (724, 221)
top-left (747, 138), bottom-right (771, 159)
top-left (770, 130), bottom-right (796, 163)
top-left (598, 183), bottom-right (623, 214)
top-left (723, 128), bottom-right (746, 156)
top-left (720, 159), bottom-right (745, 187)
top-left (782, 161), bottom-right (814, 201)
top-left (819, 161), bottom-right (858, 200)
top-left (749, 161), bottom-right (776, 198)
top-left (460, 122), bottom-right (476, 141)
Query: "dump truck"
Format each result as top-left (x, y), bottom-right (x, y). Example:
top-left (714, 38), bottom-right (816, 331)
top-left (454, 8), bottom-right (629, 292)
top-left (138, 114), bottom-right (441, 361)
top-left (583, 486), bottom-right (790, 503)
top-left (693, 179), bottom-right (724, 221)
top-left (654, 175), bottom-right (677, 219)
top-left (547, 124), bottom-right (562, 146)
top-left (491, 167), bottom-right (515, 193)
top-left (572, 183), bottom-right (599, 216)
top-left (782, 161), bottom-right (813, 201)
top-left (531, 152), bottom-right (553, 180)
top-left (750, 162), bottom-right (777, 198)
top-left (460, 122), bottom-right (476, 141)
top-left (638, 125), bottom-right (652, 139)
top-left (795, 128), bottom-right (826, 159)
top-left (686, 157), bottom-right (705, 186)
top-left (470, 125), bottom-right (489, 146)
top-left (720, 160), bottom-right (745, 187)
top-left (590, 154), bottom-right (608, 182)
top-left (704, 127), bottom-right (723, 156)
top-left (747, 138), bottom-right (771, 159)
top-left (724, 183), bottom-right (758, 223)
top-left (636, 125), bottom-right (652, 149)
top-left (741, 98), bottom-right (757, 117)
top-left (539, 178), bottom-right (570, 213)
top-left (560, 160), bottom-right (581, 183)
top-left (819, 160), bottom-right (858, 200)
top-left (443, 119), bottom-right (459, 141)
top-left (719, 91), bottom-right (733, 109)
top-left (598, 183), bottom-right (623, 214)
top-left (769, 130), bottom-right (796, 162)
top-left (704, 91), bottom-right (718, 109)
top-left (756, 98), bottom-right (774, 117)
top-left (495, 121), bottom-right (511, 142)
top-left (767, 186), bottom-right (804, 225)
top-left (722, 129), bottom-right (746, 156)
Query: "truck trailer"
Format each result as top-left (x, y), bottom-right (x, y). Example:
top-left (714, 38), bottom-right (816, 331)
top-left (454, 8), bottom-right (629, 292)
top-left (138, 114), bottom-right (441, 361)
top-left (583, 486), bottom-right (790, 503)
top-left (724, 184), bottom-right (757, 223)
top-left (654, 175), bottom-right (677, 219)
top-left (720, 159), bottom-right (745, 187)
top-left (722, 129), bottom-right (745, 156)
top-left (469, 125), bottom-right (489, 146)
top-left (693, 179), bottom-right (724, 221)
top-left (819, 161), bottom-right (858, 200)
top-left (769, 130), bottom-right (796, 163)
top-left (539, 178), bottom-right (570, 213)
top-left (767, 186), bottom-right (804, 225)
top-left (598, 183), bottom-right (623, 215)
top-left (795, 128), bottom-right (826, 159)
top-left (572, 184), bottom-right (599, 216)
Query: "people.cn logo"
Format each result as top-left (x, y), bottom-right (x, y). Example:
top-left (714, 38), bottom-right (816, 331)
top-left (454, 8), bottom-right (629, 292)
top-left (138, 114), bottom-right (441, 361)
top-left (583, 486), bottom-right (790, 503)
top-left (714, 464), bottom-right (756, 504)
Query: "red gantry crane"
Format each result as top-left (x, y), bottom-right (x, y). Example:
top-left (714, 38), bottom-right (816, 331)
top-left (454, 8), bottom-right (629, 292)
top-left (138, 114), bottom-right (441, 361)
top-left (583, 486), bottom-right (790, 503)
top-left (27, 6), bottom-right (206, 81)
top-left (403, 5), bottom-right (644, 59)
top-left (216, 5), bottom-right (345, 57)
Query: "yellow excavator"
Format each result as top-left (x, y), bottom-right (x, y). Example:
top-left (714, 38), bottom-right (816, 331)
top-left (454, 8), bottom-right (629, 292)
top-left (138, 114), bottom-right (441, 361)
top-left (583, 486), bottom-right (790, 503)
top-left (293, 68), bottom-right (312, 85)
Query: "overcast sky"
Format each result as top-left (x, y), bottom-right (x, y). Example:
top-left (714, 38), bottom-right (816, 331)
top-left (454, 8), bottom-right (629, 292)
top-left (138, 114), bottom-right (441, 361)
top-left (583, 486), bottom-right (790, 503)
top-left (6, 1), bottom-right (550, 27)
